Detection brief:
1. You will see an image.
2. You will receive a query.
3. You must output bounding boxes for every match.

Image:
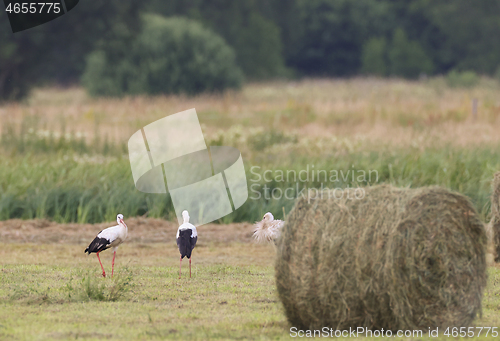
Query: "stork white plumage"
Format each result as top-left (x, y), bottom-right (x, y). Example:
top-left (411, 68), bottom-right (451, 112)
top-left (253, 212), bottom-right (284, 243)
top-left (176, 210), bottom-right (197, 278)
top-left (85, 214), bottom-right (128, 277)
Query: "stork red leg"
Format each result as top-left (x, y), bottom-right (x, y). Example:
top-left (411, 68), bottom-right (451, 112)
top-left (111, 251), bottom-right (116, 277)
top-left (189, 258), bottom-right (191, 278)
top-left (97, 251), bottom-right (106, 277)
top-left (179, 256), bottom-right (182, 279)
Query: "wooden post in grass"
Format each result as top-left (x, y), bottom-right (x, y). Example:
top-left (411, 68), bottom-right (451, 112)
top-left (472, 98), bottom-right (478, 120)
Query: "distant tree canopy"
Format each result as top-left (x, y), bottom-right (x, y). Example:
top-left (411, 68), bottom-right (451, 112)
top-left (82, 15), bottom-right (243, 96)
top-left (1, 0), bottom-right (500, 99)
top-left (361, 29), bottom-right (434, 79)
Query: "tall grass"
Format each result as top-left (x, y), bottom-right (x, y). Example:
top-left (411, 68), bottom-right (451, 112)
top-left (1, 80), bottom-right (499, 224)
top-left (9, 270), bottom-right (133, 304)
top-left (66, 270), bottom-right (133, 302)
top-left (5, 78), bottom-right (500, 147)
top-left (0, 124), bottom-right (498, 223)
top-left (0, 155), bottom-right (173, 223)
top-left (1, 118), bottom-right (126, 157)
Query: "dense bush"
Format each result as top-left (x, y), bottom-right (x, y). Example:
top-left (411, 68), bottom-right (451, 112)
top-left (232, 12), bottom-right (287, 79)
top-left (446, 70), bottom-right (479, 88)
top-left (82, 15), bottom-right (243, 97)
top-left (288, 0), bottom-right (389, 76)
top-left (495, 66), bottom-right (500, 84)
top-left (361, 30), bottom-right (434, 79)
top-left (388, 29), bottom-right (433, 79)
top-left (361, 37), bottom-right (387, 76)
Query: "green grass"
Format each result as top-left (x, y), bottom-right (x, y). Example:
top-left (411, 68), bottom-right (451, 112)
top-left (2, 80), bottom-right (500, 340)
top-left (0, 96), bottom-right (499, 225)
top-left (0, 243), bottom-right (285, 341)
top-left (0, 243), bottom-right (499, 340)
top-left (0, 141), bottom-right (498, 224)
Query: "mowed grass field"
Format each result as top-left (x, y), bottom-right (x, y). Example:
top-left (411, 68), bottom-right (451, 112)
top-left (0, 244), bottom-right (282, 340)
top-left (1, 240), bottom-right (500, 341)
top-left (1, 78), bottom-right (500, 340)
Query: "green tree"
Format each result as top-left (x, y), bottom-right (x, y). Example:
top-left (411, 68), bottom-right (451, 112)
top-left (145, 0), bottom-right (287, 78)
top-left (423, 0), bottom-right (500, 74)
top-left (0, 31), bottom-right (27, 100)
top-left (230, 12), bottom-right (286, 79)
top-left (82, 15), bottom-right (243, 97)
top-left (5, 0), bottom-right (500, 100)
top-left (287, 0), bottom-right (391, 76)
top-left (388, 28), bottom-right (433, 78)
top-left (361, 37), bottom-right (387, 76)
top-left (0, 0), bottom-right (144, 100)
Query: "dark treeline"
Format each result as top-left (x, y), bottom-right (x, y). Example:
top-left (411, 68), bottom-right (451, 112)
top-left (1, 0), bottom-right (500, 100)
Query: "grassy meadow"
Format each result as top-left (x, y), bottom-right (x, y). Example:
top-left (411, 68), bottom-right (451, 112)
top-left (1, 242), bottom-right (500, 341)
top-left (1, 77), bottom-right (500, 340)
top-left (0, 243), bottom-right (284, 340)
top-left (0, 77), bottom-right (500, 223)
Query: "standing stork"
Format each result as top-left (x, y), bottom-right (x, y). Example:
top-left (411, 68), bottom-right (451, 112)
top-left (253, 212), bottom-right (284, 243)
top-left (176, 210), bottom-right (197, 278)
top-left (85, 214), bottom-right (128, 277)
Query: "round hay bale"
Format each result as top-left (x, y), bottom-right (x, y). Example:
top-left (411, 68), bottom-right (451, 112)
top-left (275, 185), bottom-right (487, 331)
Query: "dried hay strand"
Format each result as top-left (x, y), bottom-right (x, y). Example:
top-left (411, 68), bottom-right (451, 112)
top-left (275, 185), bottom-right (487, 331)
top-left (487, 172), bottom-right (500, 263)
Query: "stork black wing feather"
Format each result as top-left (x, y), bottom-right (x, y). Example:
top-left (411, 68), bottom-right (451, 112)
top-left (177, 229), bottom-right (197, 259)
top-left (84, 235), bottom-right (111, 254)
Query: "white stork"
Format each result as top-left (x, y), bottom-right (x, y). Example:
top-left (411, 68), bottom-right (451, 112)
top-left (85, 214), bottom-right (128, 277)
top-left (253, 212), bottom-right (284, 243)
top-left (176, 210), bottom-right (197, 278)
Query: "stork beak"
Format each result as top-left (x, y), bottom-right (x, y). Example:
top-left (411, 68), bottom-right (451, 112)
top-left (120, 219), bottom-right (126, 226)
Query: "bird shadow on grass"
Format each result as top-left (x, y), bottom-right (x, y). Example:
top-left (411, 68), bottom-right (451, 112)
top-left (8, 268), bottom-right (134, 304)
